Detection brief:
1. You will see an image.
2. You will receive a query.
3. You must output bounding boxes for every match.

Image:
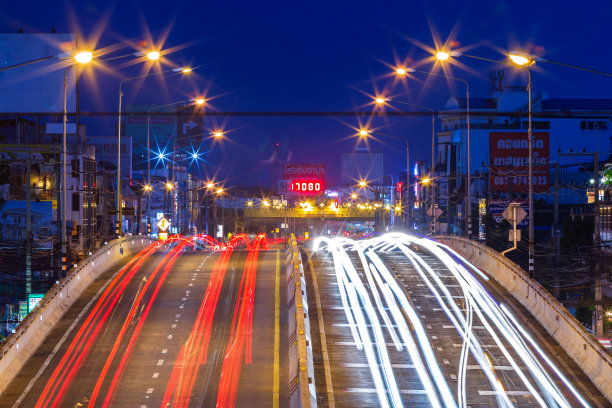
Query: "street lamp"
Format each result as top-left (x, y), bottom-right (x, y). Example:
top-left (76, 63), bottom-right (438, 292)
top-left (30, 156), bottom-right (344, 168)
top-left (116, 65), bottom-right (194, 238)
top-left (62, 51), bottom-right (93, 272)
top-left (509, 50), bottom-right (612, 77)
top-left (397, 66), bottom-right (471, 237)
top-left (146, 97), bottom-right (205, 234)
top-left (435, 51), bottom-right (450, 61)
top-left (376, 97), bottom-right (435, 230)
top-left (508, 54), bottom-right (535, 279)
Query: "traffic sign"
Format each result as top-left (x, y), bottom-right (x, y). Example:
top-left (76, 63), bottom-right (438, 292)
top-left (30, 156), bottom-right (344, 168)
top-left (502, 202), bottom-right (527, 225)
top-left (157, 217), bottom-right (171, 232)
top-left (426, 206), bottom-right (443, 218)
top-left (178, 107), bottom-right (203, 143)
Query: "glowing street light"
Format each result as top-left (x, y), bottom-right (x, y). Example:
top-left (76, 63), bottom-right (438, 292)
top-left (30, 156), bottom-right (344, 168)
top-left (247, 201), bottom-right (253, 206)
top-left (351, 193), bottom-right (357, 199)
top-left (144, 185), bottom-right (152, 192)
top-left (262, 200), bottom-right (270, 207)
top-left (375, 97), bottom-right (386, 104)
top-left (396, 67), bottom-right (407, 75)
top-left (216, 188), bottom-right (224, 194)
top-left (508, 52), bottom-right (535, 66)
top-left (207, 182), bottom-right (215, 188)
top-left (146, 50), bottom-right (160, 61)
top-left (435, 51), bottom-right (450, 61)
top-left (195, 98), bottom-right (205, 105)
top-left (74, 51), bottom-right (93, 64)
top-left (359, 129), bottom-right (369, 136)
top-left (166, 182), bottom-right (174, 190)
top-left (359, 180), bottom-right (368, 187)
top-left (214, 131), bottom-right (224, 138)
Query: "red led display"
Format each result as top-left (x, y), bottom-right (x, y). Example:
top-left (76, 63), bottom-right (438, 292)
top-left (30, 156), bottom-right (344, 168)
top-left (290, 179), bottom-right (323, 193)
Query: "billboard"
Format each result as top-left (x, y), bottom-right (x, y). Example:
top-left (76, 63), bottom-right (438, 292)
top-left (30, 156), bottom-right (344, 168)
top-left (280, 164), bottom-right (325, 196)
top-left (489, 132), bottom-right (549, 192)
top-left (88, 136), bottom-right (132, 177)
top-left (0, 33), bottom-right (76, 113)
top-left (27, 293), bottom-right (45, 313)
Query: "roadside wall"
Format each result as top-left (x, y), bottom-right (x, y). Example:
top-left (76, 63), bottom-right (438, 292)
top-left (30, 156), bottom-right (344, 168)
top-left (437, 235), bottom-right (612, 402)
top-left (286, 234), bottom-right (317, 408)
top-left (0, 236), bottom-right (155, 396)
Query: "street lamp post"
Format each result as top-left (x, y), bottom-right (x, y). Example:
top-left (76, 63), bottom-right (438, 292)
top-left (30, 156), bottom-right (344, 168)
top-left (146, 98), bottom-right (204, 235)
top-left (508, 54), bottom-right (535, 278)
top-left (397, 67), bottom-right (470, 237)
top-left (61, 51), bottom-right (92, 273)
top-left (377, 98), bottom-right (435, 231)
top-left (115, 63), bottom-right (193, 238)
top-left (359, 130), bottom-right (409, 230)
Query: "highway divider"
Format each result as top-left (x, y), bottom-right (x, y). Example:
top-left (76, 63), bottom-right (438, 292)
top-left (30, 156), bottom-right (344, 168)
top-left (0, 236), bottom-right (156, 397)
top-left (286, 234), bottom-right (317, 408)
top-left (436, 235), bottom-right (612, 403)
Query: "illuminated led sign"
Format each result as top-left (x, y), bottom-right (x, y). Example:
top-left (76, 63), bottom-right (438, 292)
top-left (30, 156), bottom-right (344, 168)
top-left (290, 179), bottom-right (324, 193)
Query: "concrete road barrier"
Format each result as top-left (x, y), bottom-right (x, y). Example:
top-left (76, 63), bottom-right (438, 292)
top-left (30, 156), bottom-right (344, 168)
top-left (286, 234), bottom-right (317, 408)
top-left (0, 236), bottom-right (156, 396)
top-left (436, 235), bottom-right (612, 403)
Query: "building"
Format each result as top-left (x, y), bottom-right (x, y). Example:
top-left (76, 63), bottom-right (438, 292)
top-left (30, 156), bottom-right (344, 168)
top-left (435, 69), bottom-right (612, 235)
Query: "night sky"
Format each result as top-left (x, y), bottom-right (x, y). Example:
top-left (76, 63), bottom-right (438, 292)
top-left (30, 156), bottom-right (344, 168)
top-left (1, 0), bottom-right (611, 189)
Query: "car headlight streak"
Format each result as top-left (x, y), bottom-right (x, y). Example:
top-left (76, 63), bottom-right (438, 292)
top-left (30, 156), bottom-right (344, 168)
top-left (313, 233), bottom-right (591, 408)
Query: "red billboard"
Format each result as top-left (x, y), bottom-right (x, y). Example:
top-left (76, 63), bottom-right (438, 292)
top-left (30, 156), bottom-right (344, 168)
top-left (489, 132), bottom-right (549, 192)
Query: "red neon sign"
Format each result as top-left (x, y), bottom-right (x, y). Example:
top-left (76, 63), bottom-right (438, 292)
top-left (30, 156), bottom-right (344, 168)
top-left (290, 179), bottom-right (323, 193)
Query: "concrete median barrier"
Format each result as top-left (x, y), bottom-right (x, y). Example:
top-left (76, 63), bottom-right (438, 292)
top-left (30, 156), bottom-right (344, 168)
top-left (0, 236), bottom-right (156, 397)
top-left (436, 235), bottom-right (612, 403)
top-left (286, 234), bottom-right (317, 408)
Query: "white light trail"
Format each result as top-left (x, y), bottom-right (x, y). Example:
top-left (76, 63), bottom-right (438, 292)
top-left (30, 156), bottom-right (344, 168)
top-left (313, 233), bottom-right (592, 408)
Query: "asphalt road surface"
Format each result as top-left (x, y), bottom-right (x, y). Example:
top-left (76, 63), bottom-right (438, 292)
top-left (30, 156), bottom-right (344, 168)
top-left (0, 238), bottom-right (287, 408)
top-left (305, 234), bottom-right (609, 408)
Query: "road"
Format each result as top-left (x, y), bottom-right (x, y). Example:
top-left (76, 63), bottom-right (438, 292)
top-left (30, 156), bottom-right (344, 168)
top-left (0, 236), bottom-right (287, 408)
top-left (305, 233), bottom-right (609, 408)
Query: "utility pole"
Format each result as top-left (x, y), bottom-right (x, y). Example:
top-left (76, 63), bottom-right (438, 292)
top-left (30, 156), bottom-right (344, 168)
top-left (594, 152), bottom-right (603, 338)
top-left (553, 163), bottom-right (561, 299)
top-left (560, 151), bottom-right (602, 337)
top-left (25, 149), bottom-right (32, 295)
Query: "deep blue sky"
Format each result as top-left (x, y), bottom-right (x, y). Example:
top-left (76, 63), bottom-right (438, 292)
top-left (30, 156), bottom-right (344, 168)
top-left (2, 0), bottom-right (611, 188)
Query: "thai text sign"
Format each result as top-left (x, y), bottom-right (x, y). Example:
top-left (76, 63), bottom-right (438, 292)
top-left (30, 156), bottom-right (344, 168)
top-left (282, 163), bottom-right (325, 179)
top-left (489, 132), bottom-right (549, 192)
